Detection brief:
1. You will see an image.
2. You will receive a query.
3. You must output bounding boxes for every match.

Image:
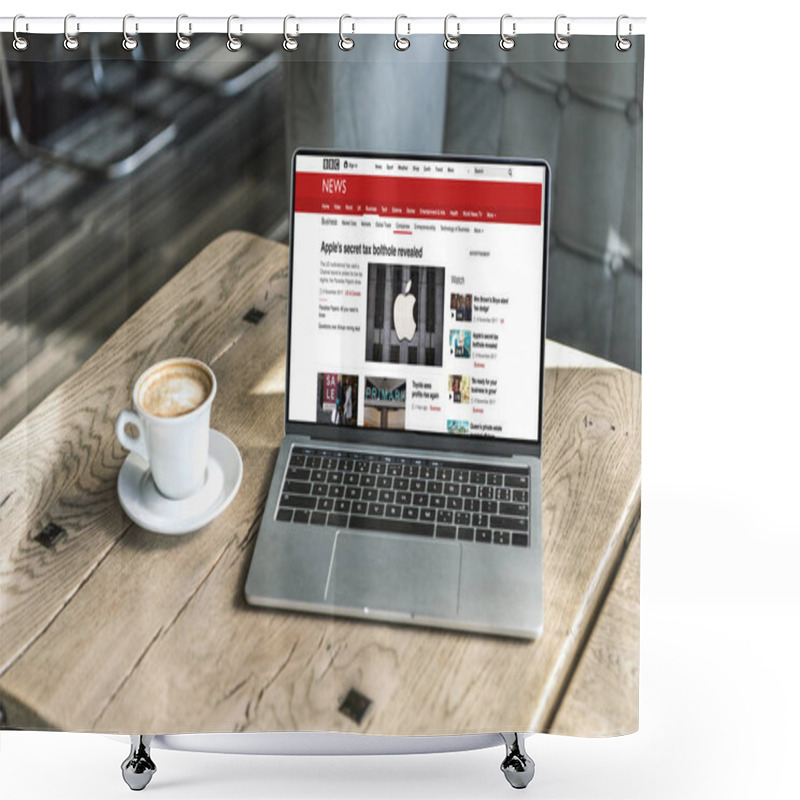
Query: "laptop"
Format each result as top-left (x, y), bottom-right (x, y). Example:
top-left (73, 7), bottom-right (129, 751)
top-left (245, 149), bottom-right (549, 639)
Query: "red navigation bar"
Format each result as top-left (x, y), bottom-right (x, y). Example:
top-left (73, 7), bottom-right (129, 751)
top-left (294, 173), bottom-right (542, 226)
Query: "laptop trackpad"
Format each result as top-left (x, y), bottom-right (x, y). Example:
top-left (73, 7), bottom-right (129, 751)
top-left (325, 532), bottom-right (460, 618)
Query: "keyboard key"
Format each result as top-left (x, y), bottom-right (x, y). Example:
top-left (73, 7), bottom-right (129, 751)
top-left (402, 506), bottom-right (419, 521)
top-left (436, 509), bottom-right (454, 524)
top-left (413, 494), bottom-right (428, 506)
top-left (368, 502), bottom-right (385, 516)
top-left (493, 531), bottom-right (510, 545)
top-left (326, 513), bottom-right (349, 527)
top-left (349, 515), bottom-right (434, 537)
top-left (470, 471), bottom-right (486, 485)
top-left (345, 486), bottom-right (361, 500)
top-left (421, 466), bottom-right (437, 479)
top-left (489, 515), bottom-right (529, 532)
top-left (436, 525), bottom-right (456, 539)
top-left (460, 484), bottom-right (477, 498)
top-left (430, 495), bottom-right (446, 508)
top-left (512, 533), bottom-right (529, 547)
top-left (370, 462), bottom-right (387, 475)
top-left (387, 463), bottom-right (403, 476)
top-left (482, 500), bottom-right (498, 514)
top-left (410, 479), bottom-right (425, 492)
top-left (454, 468), bottom-right (469, 482)
top-left (312, 484), bottom-right (328, 497)
top-left (284, 480), bottom-right (312, 495)
top-left (276, 508), bottom-right (293, 522)
top-left (311, 511), bottom-right (327, 526)
top-left (495, 488), bottom-right (511, 501)
top-left (294, 510), bottom-right (310, 524)
top-left (464, 498), bottom-right (480, 512)
top-left (393, 477), bottom-right (409, 491)
top-left (344, 473), bottom-right (359, 486)
top-left (403, 465), bottom-right (419, 478)
top-left (353, 501), bottom-right (368, 515)
top-left (436, 467), bottom-right (452, 481)
top-left (446, 496), bottom-right (463, 510)
top-left (505, 474), bottom-right (529, 488)
top-left (396, 491), bottom-right (412, 505)
top-left (355, 460), bottom-right (370, 473)
top-left (289, 452), bottom-right (306, 467)
top-left (307, 457), bottom-right (321, 469)
top-left (327, 472), bottom-right (343, 484)
top-left (426, 481), bottom-right (443, 494)
top-left (444, 483), bottom-right (459, 496)
top-left (287, 467), bottom-right (310, 481)
top-left (478, 486), bottom-right (494, 499)
top-left (498, 502), bottom-right (528, 517)
top-left (472, 513), bottom-right (488, 528)
top-left (513, 489), bottom-right (529, 503)
top-left (280, 494), bottom-right (316, 509)
top-left (363, 488), bottom-right (379, 502)
top-left (487, 473), bottom-right (503, 486)
top-left (359, 474), bottom-right (376, 487)
top-left (457, 527), bottom-right (475, 542)
top-left (386, 504), bottom-right (402, 518)
top-left (328, 485), bottom-right (344, 498)
top-left (379, 489), bottom-right (394, 503)
top-left (338, 458), bottom-right (354, 472)
top-left (334, 500), bottom-right (351, 514)
top-left (377, 476), bottom-right (393, 489)
top-left (322, 457), bottom-right (337, 470)
top-left (420, 508), bottom-right (436, 522)
top-left (318, 498), bottom-right (334, 511)
top-left (455, 511), bottom-right (470, 526)
top-left (476, 529), bottom-right (492, 543)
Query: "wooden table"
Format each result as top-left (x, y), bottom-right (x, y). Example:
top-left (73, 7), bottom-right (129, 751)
top-left (0, 233), bottom-right (640, 736)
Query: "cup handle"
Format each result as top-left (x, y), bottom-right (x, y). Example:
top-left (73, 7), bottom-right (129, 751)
top-left (116, 409), bottom-right (148, 462)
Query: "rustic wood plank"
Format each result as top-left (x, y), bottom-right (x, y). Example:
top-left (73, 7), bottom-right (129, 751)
top-left (0, 233), bottom-right (640, 735)
top-left (548, 523), bottom-right (640, 736)
top-left (0, 232), bottom-right (286, 676)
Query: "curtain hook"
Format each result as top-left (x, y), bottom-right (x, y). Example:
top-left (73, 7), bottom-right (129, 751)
top-left (176, 13), bottom-right (191, 50)
top-left (443, 14), bottom-right (460, 51)
top-left (616, 14), bottom-right (632, 51)
top-left (12, 15), bottom-right (29, 51)
top-left (122, 14), bottom-right (138, 51)
top-left (499, 14), bottom-right (516, 51)
top-left (339, 15), bottom-right (354, 51)
top-left (227, 15), bottom-right (242, 51)
top-left (394, 15), bottom-right (410, 51)
top-left (554, 14), bottom-right (570, 51)
top-left (283, 15), bottom-right (298, 51)
top-left (63, 13), bottom-right (79, 51)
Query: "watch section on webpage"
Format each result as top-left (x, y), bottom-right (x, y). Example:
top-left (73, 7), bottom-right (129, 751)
top-left (288, 155), bottom-right (546, 443)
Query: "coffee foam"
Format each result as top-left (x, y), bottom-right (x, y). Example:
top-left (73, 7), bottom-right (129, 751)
top-left (138, 362), bottom-right (212, 419)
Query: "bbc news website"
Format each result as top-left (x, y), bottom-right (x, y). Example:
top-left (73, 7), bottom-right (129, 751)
top-left (287, 153), bottom-right (546, 442)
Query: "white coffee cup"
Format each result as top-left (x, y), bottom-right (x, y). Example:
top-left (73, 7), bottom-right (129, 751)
top-left (115, 358), bottom-right (217, 500)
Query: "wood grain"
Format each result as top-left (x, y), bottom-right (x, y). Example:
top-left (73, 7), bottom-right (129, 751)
top-left (548, 523), bottom-right (640, 736)
top-left (0, 233), bottom-right (640, 735)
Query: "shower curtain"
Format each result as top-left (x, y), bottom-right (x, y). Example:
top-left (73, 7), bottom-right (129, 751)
top-left (0, 24), bottom-right (643, 742)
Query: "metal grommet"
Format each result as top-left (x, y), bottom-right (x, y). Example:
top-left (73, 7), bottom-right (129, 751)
top-left (227, 15), bottom-right (242, 52)
top-left (554, 14), bottom-right (570, 51)
top-left (443, 14), bottom-right (460, 51)
top-left (499, 14), bottom-right (516, 51)
top-left (122, 14), bottom-right (138, 51)
top-left (176, 13), bottom-right (191, 50)
top-left (394, 15), bottom-right (410, 51)
top-left (283, 15), bottom-right (298, 51)
top-left (616, 14), bottom-right (632, 51)
top-left (12, 15), bottom-right (29, 51)
top-left (339, 14), bottom-right (354, 51)
top-left (63, 13), bottom-right (79, 51)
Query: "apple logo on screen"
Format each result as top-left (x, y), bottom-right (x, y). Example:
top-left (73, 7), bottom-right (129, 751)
top-left (393, 279), bottom-right (416, 341)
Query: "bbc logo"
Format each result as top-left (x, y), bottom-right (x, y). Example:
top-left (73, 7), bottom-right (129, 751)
top-left (323, 158), bottom-right (341, 170)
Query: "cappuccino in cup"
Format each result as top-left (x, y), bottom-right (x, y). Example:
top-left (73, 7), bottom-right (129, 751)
top-left (116, 358), bottom-right (217, 500)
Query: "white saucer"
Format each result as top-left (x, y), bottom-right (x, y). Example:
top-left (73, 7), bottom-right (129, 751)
top-left (118, 429), bottom-right (243, 534)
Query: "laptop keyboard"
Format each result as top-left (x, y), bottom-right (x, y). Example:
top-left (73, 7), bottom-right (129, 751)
top-left (275, 446), bottom-right (530, 547)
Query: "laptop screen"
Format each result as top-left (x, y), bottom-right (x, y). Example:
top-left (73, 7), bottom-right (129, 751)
top-left (286, 151), bottom-right (548, 447)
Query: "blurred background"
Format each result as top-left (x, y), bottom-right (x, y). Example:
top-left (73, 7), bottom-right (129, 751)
top-left (0, 33), bottom-right (642, 436)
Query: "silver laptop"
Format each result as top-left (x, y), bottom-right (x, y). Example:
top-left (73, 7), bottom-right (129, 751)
top-left (245, 149), bottom-right (549, 639)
